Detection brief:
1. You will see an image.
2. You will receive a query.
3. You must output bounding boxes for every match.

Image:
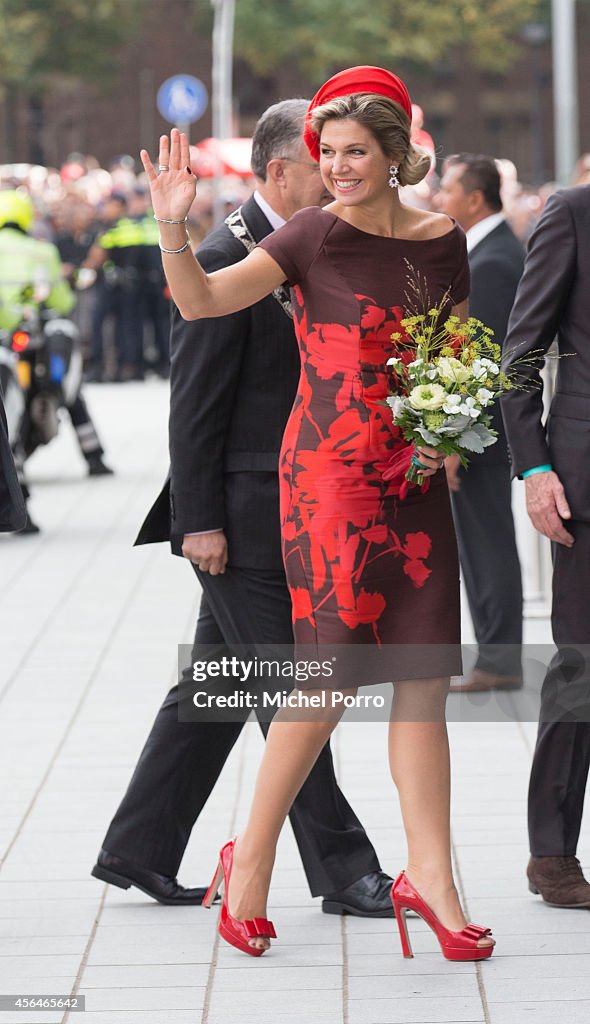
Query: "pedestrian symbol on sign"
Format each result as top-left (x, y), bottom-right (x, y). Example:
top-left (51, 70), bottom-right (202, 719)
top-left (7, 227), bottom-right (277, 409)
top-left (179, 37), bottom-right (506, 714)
top-left (157, 75), bottom-right (209, 127)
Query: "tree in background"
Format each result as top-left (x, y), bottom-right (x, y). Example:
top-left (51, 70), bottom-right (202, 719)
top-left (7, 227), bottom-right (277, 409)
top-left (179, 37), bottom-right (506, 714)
top-left (0, 0), bottom-right (142, 162)
top-left (232, 0), bottom-right (544, 78)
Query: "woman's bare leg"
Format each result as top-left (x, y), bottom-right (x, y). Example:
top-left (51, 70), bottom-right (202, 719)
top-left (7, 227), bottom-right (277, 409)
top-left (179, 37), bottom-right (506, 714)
top-left (227, 690), bottom-right (355, 950)
top-left (389, 677), bottom-right (493, 949)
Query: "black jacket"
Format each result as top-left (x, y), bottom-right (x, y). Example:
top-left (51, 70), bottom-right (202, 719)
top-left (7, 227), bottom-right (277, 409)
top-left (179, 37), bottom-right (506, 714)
top-left (502, 186), bottom-right (590, 520)
top-left (0, 384), bottom-right (26, 532)
top-left (467, 219), bottom-right (524, 466)
top-left (135, 195), bottom-right (301, 567)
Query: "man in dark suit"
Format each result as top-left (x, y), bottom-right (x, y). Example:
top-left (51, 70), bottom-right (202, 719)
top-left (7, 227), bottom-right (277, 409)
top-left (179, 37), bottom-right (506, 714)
top-left (502, 184), bottom-right (590, 908)
top-left (436, 154), bottom-right (524, 692)
top-left (91, 100), bottom-right (393, 916)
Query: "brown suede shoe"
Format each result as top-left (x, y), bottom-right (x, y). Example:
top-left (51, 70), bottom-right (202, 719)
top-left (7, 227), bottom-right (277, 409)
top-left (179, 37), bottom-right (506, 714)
top-left (449, 669), bottom-right (523, 693)
top-left (527, 856), bottom-right (590, 908)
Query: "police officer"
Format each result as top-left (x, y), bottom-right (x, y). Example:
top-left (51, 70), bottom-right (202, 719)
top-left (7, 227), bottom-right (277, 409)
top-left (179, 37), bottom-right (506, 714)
top-left (0, 190), bottom-right (112, 532)
top-left (84, 194), bottom-right (145, 381)
top-left (128, 187), bottom-right (170, 378)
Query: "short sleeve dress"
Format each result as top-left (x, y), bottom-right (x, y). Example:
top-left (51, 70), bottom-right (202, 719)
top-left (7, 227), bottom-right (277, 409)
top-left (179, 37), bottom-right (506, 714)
top-left (258, 207), bottom-right (470, 685)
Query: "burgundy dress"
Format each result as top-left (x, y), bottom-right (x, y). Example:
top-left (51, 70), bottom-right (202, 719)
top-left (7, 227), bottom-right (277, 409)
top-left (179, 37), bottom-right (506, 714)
top-left (259, 208), bottom-right (470, 686)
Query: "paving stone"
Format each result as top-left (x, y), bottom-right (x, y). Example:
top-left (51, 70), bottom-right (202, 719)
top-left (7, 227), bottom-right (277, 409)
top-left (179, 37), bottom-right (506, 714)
top-left (205, 1015), bottom-right (342, 1024)
top-left (348, 953), bottom-right (475, 977)
top-left (487, 1001), bottom-right (590, 1024)
top-left (82, 986), bottom-right (205, 1011)
top-left (211, 964), bottom-right (341, 991)
top-left (348, 996), bottom-right (485, 1023)
top-left (71, 1013), bottom-right (204, 1023)
top-left (207, 986), bottom-right (342, 1014)
top-left (80, 963), bottom-right (209, 988)
top-left (0, 954), bottom-right (79, 984)
top-left (348, 971), bottom-right (481, 1000)
top-left (483, 975), bottom-right (590, 1001)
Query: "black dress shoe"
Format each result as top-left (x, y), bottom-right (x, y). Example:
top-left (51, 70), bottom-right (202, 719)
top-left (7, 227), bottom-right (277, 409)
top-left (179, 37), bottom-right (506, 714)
top-left (91, 848), bottom-right (216, 906)
top-left (19, 512), bottom-right (41, 535)
top-left (322, 870), bottom-right (394, 917)
top-left (86, 454), bottom-right (114, 477)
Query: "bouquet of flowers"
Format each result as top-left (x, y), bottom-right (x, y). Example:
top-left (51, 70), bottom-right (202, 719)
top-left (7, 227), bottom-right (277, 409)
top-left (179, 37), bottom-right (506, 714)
top-left (384, 304), bottom-right (514, 493)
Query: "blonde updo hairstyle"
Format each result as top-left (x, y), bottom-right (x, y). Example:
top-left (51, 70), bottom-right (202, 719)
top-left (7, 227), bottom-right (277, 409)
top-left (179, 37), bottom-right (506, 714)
top-left (309, 92), bottom-right (431, 187)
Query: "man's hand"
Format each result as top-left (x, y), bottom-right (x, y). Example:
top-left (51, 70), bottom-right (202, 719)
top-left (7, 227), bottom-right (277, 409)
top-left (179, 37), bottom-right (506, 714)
top-left (182, 530), bottom-right (228, 575)
top-left (444, 454), bottom-right (462, 493)
top-left (525, 471), bottom-right (574, 547)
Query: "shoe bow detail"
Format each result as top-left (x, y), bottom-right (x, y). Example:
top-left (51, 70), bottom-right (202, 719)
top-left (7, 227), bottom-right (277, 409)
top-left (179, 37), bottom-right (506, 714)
top-left (244, 917), bottom-right (277, 939)
top-left (461, 924), bottom-right (492, 941)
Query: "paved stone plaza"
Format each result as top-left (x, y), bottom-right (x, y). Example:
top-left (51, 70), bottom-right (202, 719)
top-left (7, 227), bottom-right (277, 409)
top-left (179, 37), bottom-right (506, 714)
top-left (1, 381), bottom-right (589, 1024)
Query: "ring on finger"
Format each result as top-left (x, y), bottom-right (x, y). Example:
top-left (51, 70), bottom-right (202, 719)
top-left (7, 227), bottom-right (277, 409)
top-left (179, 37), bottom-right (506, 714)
top-left (158, 165), bottom-right (170, 172)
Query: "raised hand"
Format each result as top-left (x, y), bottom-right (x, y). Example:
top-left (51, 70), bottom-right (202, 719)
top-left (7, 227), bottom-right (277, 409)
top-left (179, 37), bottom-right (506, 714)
top-left (140, 128), bottom-right (197, 223)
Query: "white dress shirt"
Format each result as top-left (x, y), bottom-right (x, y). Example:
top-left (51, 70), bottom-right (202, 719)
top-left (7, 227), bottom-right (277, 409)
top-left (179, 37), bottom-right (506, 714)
top-left (465, 212), bottom-right (505, 254)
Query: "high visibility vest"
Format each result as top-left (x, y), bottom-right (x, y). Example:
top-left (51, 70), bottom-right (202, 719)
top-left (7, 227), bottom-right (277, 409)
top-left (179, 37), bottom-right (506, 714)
top-left (0, 228), bottom-right (74, 331)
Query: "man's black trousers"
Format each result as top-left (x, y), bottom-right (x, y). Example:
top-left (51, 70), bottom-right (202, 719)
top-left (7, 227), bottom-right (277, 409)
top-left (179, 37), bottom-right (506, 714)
top-left (528, 519), bottom-right (590, 857)
top-left (102, 564), bottom-right (380, 896)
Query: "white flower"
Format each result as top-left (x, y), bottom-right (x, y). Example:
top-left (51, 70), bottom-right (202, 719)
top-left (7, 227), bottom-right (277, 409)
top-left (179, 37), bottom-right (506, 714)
top-left (437, 356), bottom-right (471, 383)
top-left (408, 383), bottom-right (448, 411)
top-left (408, 357), bottom-right (424, 369)
top-left (459, 396), bottom-right (480, 419)
top-left (480, 358), bottom-right (499, 375)
top-left (387, 356), bottom-right (401, 367)
top-left (442, 394), bottom-right (463, 414)
top-left (476, 387), bottom-right (494, 406)
top-left (426, 368), bottom-right (439, 380)
top-left (471, 359), bottom-right (488, 381)
top-left (386, 395), bottom-right (405, 417)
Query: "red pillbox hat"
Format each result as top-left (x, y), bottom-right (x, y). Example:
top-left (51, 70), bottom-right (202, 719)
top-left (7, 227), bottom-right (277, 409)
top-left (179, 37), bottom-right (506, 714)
top-left (304, 66), bottom-right (413, 161)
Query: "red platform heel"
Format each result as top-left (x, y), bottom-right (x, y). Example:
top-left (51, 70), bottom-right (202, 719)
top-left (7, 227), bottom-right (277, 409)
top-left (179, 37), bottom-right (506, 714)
top-left (202, 838), bottom-right (277, 957)
top-left (391, 871), bottom-right (494, 962)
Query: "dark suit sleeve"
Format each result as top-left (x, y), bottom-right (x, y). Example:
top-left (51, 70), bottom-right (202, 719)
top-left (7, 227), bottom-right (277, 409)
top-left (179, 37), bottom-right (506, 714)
top-left (168, 243), bottom-right (250, 536)
top-left (501, 192), bottom-right (577, 476)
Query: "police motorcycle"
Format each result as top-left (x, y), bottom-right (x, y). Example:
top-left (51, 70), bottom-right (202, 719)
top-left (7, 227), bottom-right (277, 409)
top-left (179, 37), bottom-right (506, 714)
top-left (0, 278), bottom-right (83, 458)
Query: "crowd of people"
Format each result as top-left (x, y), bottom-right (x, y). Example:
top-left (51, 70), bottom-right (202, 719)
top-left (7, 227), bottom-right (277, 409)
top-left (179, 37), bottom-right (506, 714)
top-left (0, 155), bottom-right (249, 383)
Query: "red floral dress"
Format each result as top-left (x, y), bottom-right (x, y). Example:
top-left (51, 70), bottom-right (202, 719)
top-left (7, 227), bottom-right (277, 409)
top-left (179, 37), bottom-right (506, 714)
top-left (259, 208), bottom-right (470, 685)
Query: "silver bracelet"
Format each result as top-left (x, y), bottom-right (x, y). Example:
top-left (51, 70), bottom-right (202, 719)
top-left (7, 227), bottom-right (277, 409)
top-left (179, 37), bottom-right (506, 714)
top-left (159, 238), bottom-right (191, 255)
top-left (154, 215), bottom-right (188, 224)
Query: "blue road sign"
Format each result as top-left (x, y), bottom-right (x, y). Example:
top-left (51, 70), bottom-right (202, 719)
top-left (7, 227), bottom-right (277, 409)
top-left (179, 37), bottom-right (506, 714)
top-left (157, 75), bottom-right (209, 125)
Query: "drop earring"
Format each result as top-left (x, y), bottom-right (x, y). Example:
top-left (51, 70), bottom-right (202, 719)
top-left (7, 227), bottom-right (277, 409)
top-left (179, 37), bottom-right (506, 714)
top-left (388, 164), bottom-right (400, 189)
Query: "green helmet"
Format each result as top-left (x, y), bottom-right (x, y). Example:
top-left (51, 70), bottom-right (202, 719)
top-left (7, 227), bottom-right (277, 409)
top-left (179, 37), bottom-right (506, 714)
top-left (0, 190), bottom-right (34, 231)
